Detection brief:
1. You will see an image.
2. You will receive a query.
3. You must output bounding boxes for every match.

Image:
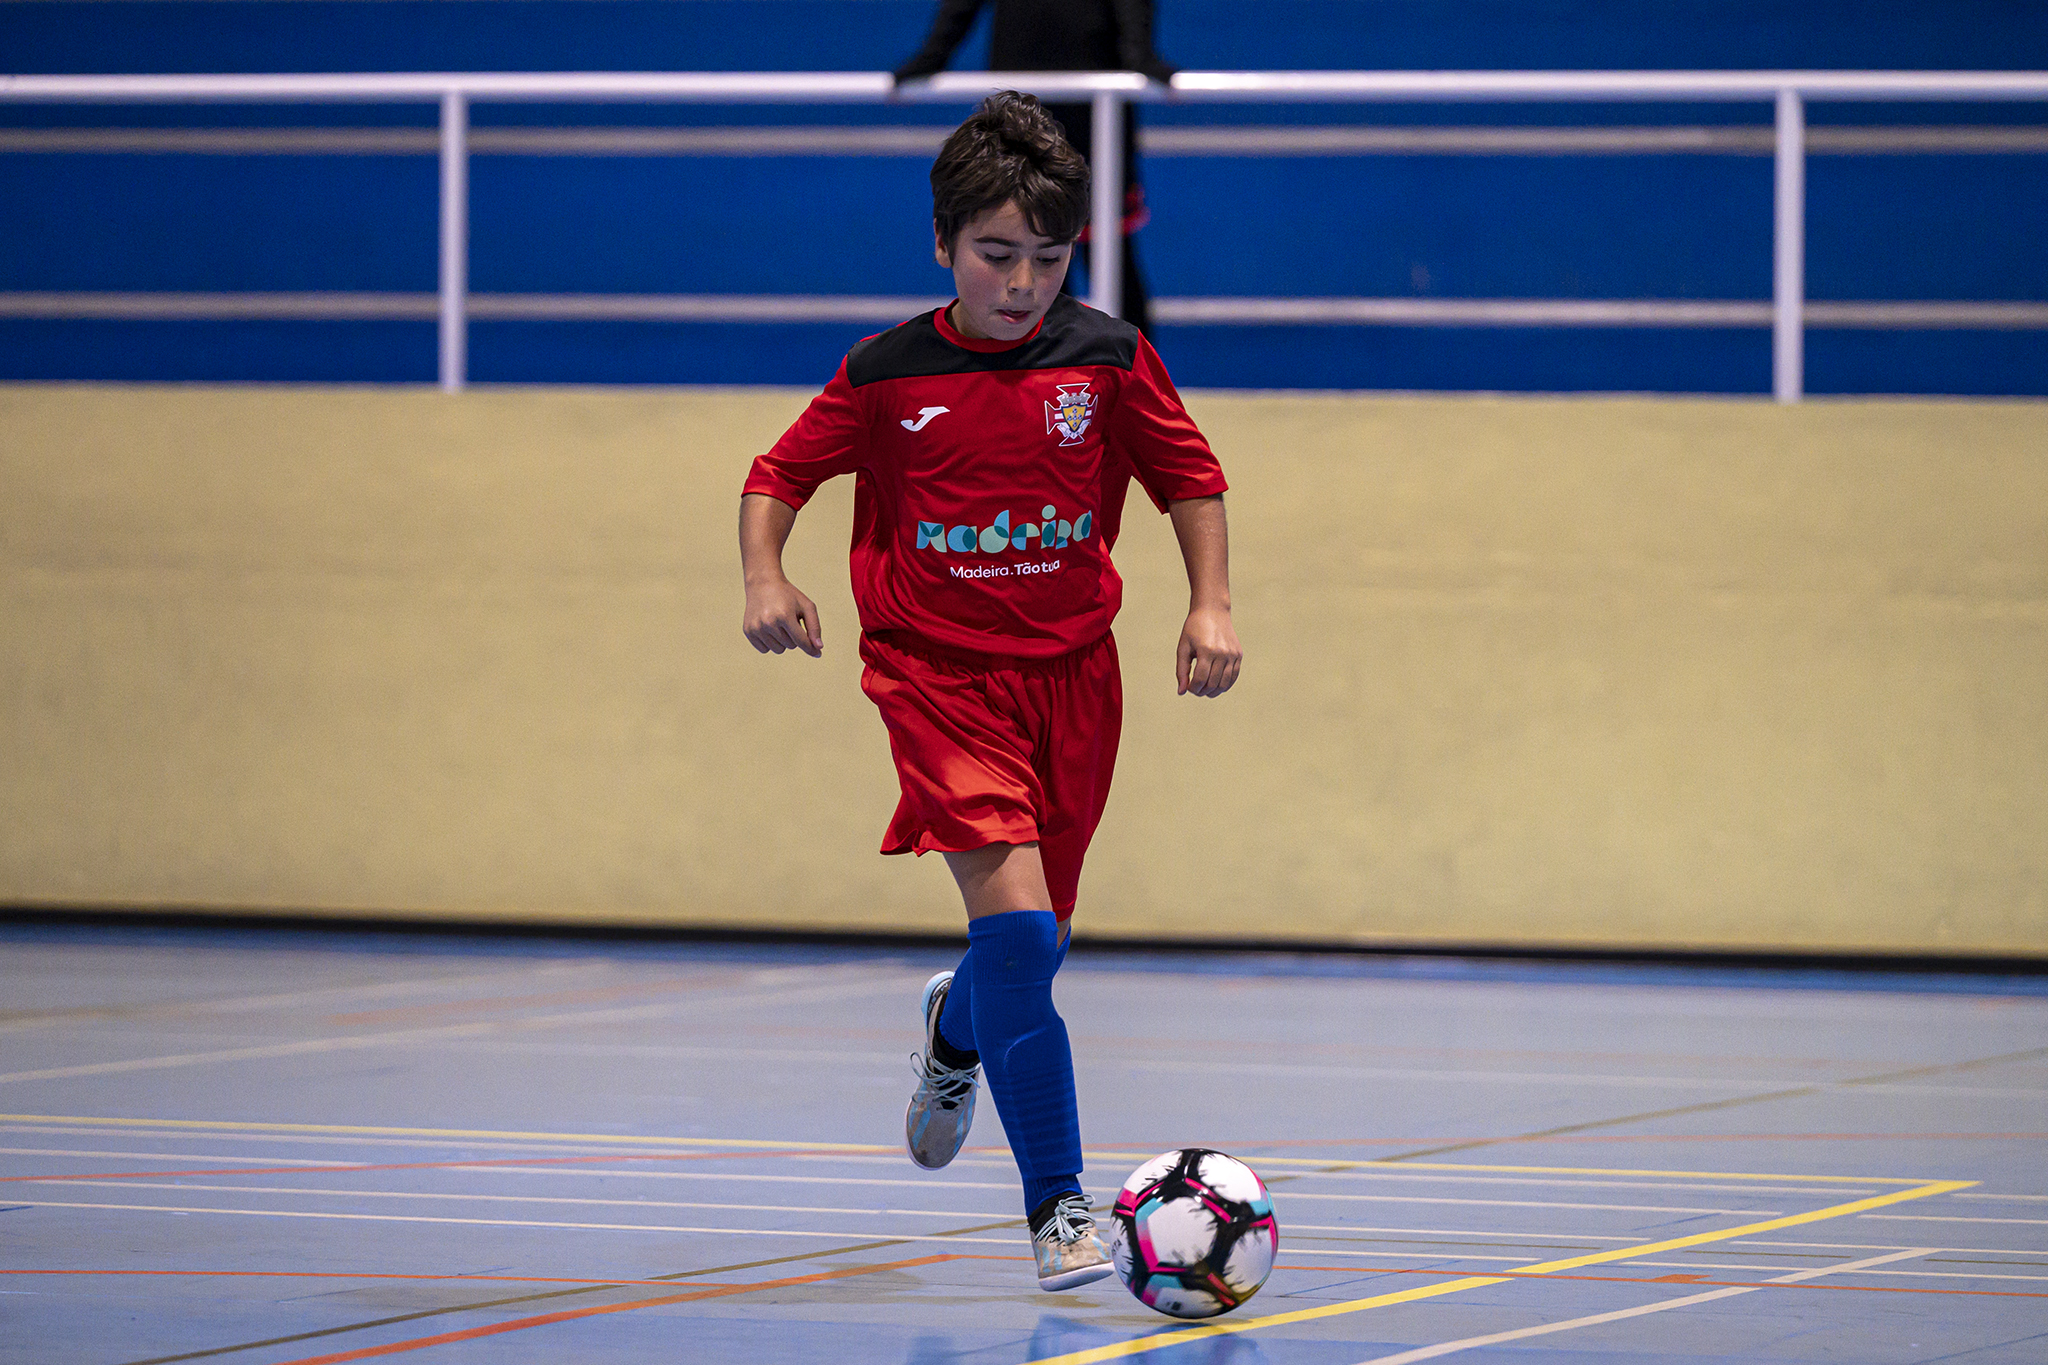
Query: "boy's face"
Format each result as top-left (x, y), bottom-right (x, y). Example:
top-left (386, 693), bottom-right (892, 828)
top-left (935, 200), bottom-right (1073, 343)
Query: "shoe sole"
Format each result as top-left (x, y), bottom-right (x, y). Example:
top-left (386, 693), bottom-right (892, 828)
top-left (1038, 1262), bottom-right (1116, 1292)
top-left (920, 971), bottom-right (952, 1030)
top-left (906, 970), bottom-right (959, 1171)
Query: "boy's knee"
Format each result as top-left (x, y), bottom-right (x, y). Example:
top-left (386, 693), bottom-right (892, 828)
top-left (968, 909), bottom-right (1061, 986)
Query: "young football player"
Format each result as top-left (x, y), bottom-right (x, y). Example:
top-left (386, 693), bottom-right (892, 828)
top-left (738, 91), bottom-right (1238, 1292)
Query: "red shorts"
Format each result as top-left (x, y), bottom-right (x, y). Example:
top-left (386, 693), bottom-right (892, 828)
top-left (858, 630), bottom-right (1122, 922)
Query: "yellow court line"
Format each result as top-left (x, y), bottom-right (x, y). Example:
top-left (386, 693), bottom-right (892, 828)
top-left (1498, 1179), bottom-right (1975, 1274)
top-left (0, 1114), bottom-right (892, 1154)
top-left (1023, 1177), bottom-right (1976, 1365)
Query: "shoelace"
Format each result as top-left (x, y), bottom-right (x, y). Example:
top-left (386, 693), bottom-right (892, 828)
top-left (909, 1052), bottom-right (978, 1110)
top-left (1034, 1194), bottom-right (1096, 1246)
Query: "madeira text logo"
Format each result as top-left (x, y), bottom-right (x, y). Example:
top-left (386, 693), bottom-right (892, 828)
top-left (1045, 384), bottom-right (1095, 446)
top-left (916, 503), bottom-right (1094, 555)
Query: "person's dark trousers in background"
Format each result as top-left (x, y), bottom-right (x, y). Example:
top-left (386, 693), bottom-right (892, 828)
top-left (1046, 100), bottom-right (1153, 338)
top-left (893, 0), bottom-right (1173, 339)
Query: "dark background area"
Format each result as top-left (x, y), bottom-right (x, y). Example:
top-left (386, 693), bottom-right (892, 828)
top-left (4, 1), bottom-right (2046, 391)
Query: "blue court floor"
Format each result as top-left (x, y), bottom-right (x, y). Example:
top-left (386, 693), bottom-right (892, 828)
top-left (2, 922), bottom-right (2045, 1364)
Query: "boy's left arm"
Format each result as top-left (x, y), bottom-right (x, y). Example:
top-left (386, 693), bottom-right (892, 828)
top-left (1109, 336), bottom-right (1239, 697)
top-left (1168, 494), bottom-right (1240, 698)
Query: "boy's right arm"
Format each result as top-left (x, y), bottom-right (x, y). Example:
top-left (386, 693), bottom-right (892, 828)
top-left (739, 493), bottom-right (823, 657)
top-left (739, 357), bottom-right (868, 657)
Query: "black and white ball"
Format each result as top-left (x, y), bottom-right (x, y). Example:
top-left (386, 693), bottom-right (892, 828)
top-left (1108, 1148), bottom-right (1279, 1318)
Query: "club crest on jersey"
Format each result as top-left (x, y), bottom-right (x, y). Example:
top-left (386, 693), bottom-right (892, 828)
top-left (1045, 383), bottom-right (1096, 446)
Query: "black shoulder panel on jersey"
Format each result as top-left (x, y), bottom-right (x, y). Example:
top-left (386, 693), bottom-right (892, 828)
top-left (845, 295), bottom-right (1140, 387)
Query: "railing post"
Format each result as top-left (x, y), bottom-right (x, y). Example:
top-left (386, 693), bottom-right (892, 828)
top-left (1089, 88), bottom-right (1123, 318)
top-left (439, 89), bottom-right (468, 392)
top-left (1773, 86), bottom-right (1804, 403)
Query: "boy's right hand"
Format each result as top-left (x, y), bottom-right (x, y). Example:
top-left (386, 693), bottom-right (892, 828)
top-left (743, 577), bottom-right (824, 657)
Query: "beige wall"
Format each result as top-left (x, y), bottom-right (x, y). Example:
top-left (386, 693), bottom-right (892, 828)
top-left (3, 384), bottom-right (2043, 954)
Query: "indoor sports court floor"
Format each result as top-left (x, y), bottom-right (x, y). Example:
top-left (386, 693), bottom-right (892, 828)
top-left (2, 921), bottom-right (2044, 1365)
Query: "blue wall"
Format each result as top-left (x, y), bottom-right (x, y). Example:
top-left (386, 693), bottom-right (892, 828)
top-left (9, 2), bottom-right (2047, 78)
top-left (5, 2), bottom-right (2046, 391)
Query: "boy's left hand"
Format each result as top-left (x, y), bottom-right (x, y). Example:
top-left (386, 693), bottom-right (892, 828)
top-left (1176, 606), bottom-right (1242, 697)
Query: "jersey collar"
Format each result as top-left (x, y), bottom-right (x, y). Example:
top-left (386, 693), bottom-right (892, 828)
top-left (933, 300), bottom-right (1046, 352)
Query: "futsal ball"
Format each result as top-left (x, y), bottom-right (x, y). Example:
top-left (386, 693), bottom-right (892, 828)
top-left (1108, 1148), bottom-right (1279, 1319)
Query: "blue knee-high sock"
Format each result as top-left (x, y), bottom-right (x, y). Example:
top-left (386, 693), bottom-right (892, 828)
top-left (937, 947), bottom-right (976, 1057)
top-left (967, 910), bottom-right (1083, 1215)
top-left (939, 922), bottom-right (1068, 1061)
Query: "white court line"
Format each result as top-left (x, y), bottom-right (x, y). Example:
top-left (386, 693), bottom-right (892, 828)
top-left (0, 1148), bottom-right (1028, 1190)
top-left (24, 1179), bottom-right (1770, 1226)
top-left (0, 1150), bottom-right (1837, 1215)
top-left (435, 1041), bottom-right (900, 1064)
top-left (1622, 1258), bottom-right (1911, 1273)
top-left (0, 1125), bottom-right (806, 1156)
top-left (469, 1156), bottom-right (1779, 1215)
top-left (428, 1035), bottom-right (2039, 1097)
top-left (1349, 1248), bottom-right (1936, 1365)
top-left (443, 1035), bottom-right (1771, 1074)
top-left (0, 972), bottom-right (906, 1085)
top-left (1087, 1057), bottom-right (1829, 1093)
top-left (1956, 1192), bottom-right (2048, 1201)
top-left (814, 1152), bottom-right (1881, 1184)
top-left (1286, 1224), bottom-right (1551, 1237)
top-left (1855, 1270), bottom-right (2048, 1283)
top-left (1862, 1213), bottom-right (2048, 1226)
top-left (1810, 1085), bottom-right (2047, 1100)
top-left (0, 1147), bottom-right (345, 1166)
top-left (182, 962), bottom-right (617, 1016)
top-left (6, 1199), bottom-right (1034, 1243)
top-left (22, 1179), bottom-right (1016, 1219)
top-left (1621, 1259), bottom-right (2048, 1282)
top-left (417, 1040), bottom-right (869, 1063)
top-left (1264, 1194), bottom-right (1783, 1215)
top-left (430, 1034), bottom-right (2010, 1096)
top-left (1252, 1174), bottom-right (1874, 1197)
top-left (6, 1200), bottom-right (1585, 1265)
top-left (1741, 1238), bottom-right (2048, 1256)
top-left (393, 1166), bottom-right (1836, 1204)
top-left (1107, 1053), bottom-right (2048, 1099)
top-left (0, 962), bottom-right (613, 1033)
top-left (1294, 1227), bottom-right (1638, 1243)
top-left (407, 1169), bottom-right (1038, 1193)
top-left (1276, 1250), bottom-right (1545, 1263)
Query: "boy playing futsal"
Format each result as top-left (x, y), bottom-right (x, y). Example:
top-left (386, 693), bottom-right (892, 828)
top-left (739, 92), bottom-right (1239, 1291)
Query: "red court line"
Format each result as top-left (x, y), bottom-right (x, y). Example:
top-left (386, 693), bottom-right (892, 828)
top-left (263, 1254), bottom-right (960, 1365)
top-left (0, 1148), bottom-right (861, 1184)
top-left (0, 1269), bottom-right (773, 1288)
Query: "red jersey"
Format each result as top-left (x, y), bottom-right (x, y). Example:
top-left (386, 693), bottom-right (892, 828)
top-left (743, 294), bottom-right (1227, 659)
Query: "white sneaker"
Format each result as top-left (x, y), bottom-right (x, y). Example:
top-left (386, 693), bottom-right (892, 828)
top-left (905, 971), bottom-right (979, 1170)
top-left (1033, 1192), bottom-right (1114, 1292)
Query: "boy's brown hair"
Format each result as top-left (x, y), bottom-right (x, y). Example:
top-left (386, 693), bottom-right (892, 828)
top-left (930, 92), bottom-right (1091, 249)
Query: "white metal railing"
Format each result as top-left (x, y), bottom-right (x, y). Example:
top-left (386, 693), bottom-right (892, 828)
top-left (5, 69), bottom-right (2047, 400)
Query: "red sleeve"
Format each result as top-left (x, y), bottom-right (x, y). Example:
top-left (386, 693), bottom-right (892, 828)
top-left (1106, 336), bottom-right (1229, 512)
top-left (742, 359), bottom-right (869, 509)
